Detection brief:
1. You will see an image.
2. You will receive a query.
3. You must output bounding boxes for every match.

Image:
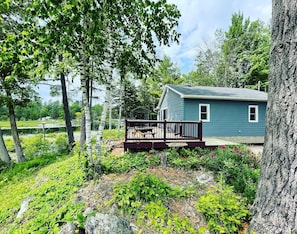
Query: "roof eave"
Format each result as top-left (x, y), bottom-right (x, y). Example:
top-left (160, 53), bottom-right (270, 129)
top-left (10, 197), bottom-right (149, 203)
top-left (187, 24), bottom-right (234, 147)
top-left (182, 95), bottom-right (267, 102)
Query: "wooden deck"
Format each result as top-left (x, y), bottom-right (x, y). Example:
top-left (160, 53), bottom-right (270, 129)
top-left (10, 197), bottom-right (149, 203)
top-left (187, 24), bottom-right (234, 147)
top-left (124, 120), bottom-right (205, 151)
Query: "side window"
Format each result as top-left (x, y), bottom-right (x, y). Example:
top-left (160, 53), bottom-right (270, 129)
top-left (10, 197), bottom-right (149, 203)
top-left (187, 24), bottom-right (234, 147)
top-left (199, 104), bottom-right (210, 122)
top-left (162, 109), bottom-right (168, 120)
top-left (249, 105), bottom-right (258, 123)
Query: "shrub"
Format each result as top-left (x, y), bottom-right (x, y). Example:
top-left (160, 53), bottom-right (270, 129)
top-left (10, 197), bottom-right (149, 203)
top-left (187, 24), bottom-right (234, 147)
top-left (201, 145), bottom-right (260, 204)
top-left (54, 133), bottom-right (69, 154)
top-left (101, 151), bottom-right (160, 174)
top-left (113, 173), bottom-right (187, 214)
top-left (22, 134), bottom-right (50, 159)
top-left (167, 147), bottom-right (206, 169)
top-left (196, 178), bottom-right (250, 233)
top-left (137, 200), bottom-right (196, 234)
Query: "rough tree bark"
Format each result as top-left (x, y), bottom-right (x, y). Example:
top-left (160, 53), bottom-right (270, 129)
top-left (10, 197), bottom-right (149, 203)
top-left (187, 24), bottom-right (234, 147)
top-left (60, 56), bottom-right (75, 151)
top-left (7, 101), bottom-right (26, 162)
top-left (248, 1), bottom-right (297, 233)
top-left (0, 128), bottom-right (11, 163)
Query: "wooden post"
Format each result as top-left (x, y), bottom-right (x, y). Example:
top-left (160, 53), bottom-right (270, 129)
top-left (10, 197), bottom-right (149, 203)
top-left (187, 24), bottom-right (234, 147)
top-left (198, 121), bottom-right (202, 141)
top-left (163, 120), bottom-right (166, 141)
top-left (125, 119), bottom-right (128, 142)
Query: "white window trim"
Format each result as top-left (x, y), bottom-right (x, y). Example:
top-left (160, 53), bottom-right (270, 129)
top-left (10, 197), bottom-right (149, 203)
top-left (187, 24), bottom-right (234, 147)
top-left (199, 104), bottom-right (210, 122)
top-left (161, 108), bottom-right (168, 120)
top-left (248, 105), bottom-right (258, 123)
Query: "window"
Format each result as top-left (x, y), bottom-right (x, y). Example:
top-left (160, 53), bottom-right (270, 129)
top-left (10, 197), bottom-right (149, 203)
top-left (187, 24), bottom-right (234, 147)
top-left (161, 109), bottom-right (168, 120)
top-left (199, 104), bottom-right (210, 122)
top-left (249, 105), bottom-right (258, 122)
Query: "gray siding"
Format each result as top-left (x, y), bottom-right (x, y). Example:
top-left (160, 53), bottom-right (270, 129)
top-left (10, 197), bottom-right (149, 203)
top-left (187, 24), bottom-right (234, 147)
top-left (159, 89), bottom-right (184, 120)
top-left (184, 99), bottom-right (266, 136)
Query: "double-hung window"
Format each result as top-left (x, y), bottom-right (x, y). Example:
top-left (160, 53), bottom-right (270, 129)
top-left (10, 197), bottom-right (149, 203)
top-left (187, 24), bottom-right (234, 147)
top-left (199, 104), bottom-right (210, 122)
top-left (248, 105), bottom-right (258, 123)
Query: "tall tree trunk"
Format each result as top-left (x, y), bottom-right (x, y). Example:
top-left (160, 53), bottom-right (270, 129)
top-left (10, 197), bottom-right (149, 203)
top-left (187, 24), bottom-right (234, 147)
top-left (80, 106), bottom-right (86, 151)
top-left (80, 55), bottom-right (93, 163)
top-left (95, 83), bottom-right (111, 157)
top-left (109, 104), bottom-right (112, 130)
top-left (7, 101), bottom-right (26, 162)
top-left (60, 56), bottom-right (75, 151)
top-left (0, 128), bottom-right (11, 163)
top-left (249, 1), bottom-right (297, 232)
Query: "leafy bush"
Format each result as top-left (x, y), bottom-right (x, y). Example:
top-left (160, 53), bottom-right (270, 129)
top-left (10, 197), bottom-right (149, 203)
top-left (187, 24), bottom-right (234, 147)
top-left (54, 133), bottom-right (69, 154)
top-left (21, 134), bottom-right (50, 159)
top-left (167, 147), bottom-right (206, 169)
top-left (102, 129), bottom-right (124, 140)
top-left (101, 151), bottom-right (160, 174)
top-left (113, 173), bottom-right (186, 214)
top-left (137, 200), bottom-right (196, 234)
top-left (201, 145), bottom-right (260, 204)
top-left (196, 178), bottom-right (250, 233)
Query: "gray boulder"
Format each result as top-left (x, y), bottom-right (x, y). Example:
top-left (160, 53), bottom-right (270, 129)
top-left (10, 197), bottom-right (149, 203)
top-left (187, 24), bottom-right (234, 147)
top-left (85, 213), bottom-right (133, 234)
top-left (58, 222), bottom-right (76, 234)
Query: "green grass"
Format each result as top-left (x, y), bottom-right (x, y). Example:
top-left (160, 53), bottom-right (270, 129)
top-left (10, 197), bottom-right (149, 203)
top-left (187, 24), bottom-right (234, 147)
top-left (0, 120), bottom-right (65, 128)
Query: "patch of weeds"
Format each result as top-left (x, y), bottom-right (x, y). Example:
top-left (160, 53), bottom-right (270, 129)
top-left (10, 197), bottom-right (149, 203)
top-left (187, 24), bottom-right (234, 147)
top-left (167, 147), bottom-right (207, 169)
top-left (0, 152), bottom-right (68, 189)
top-left (113, 173), bottom-right (189, 215)
top-left (196, 177), bottom-right (250, 233)
top-left (101, 151), bottom-right (160, 174)
top-left (201, 145), bottom-right (260, 204)
top-left (103, 129), bottom-right (124, 140)
top-left (137, 200), bottom-right (197, 234)
top-left (0, 154), bottom-right (85, 233)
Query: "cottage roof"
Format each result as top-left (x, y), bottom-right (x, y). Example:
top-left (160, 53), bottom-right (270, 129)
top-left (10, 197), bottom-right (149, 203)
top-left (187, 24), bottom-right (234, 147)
top-left (157, 84), bottom-right (267, 109)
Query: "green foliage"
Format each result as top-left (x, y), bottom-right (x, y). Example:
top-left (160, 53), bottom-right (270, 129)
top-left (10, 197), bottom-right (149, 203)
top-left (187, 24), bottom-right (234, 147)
top-left (0, 152), bottom-right (68, 189)
top-left (166, 146), bottom-right (260, 204)
top-left (21, 134), bottom-right (50, 158)
top-left (54, 133), bottom-right (69, 154)
top-left (137, 200), bottom-right (196, 234)
top-left (196, 178), bottom-right (250, 233)
top-left (0, 154), bottom-right (85, 233)
top-left (101, 151), bottom-right (160, 174)
top-left (18, 133), bottom-right (69, 160)
top-left (113, 173), bottom-right (187, 215)
top-left (201, 146), bottom-right (260, 204)
top-left (221, 12), bottom-right (270, 88)
top-left (102, 129), bottom-right (124, 140)
top-left (167, 147), bottom-right (207, 169)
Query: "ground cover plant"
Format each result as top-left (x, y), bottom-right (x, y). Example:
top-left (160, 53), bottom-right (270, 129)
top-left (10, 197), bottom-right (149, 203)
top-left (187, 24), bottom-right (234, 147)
top-left (0, 153), bottom-right (85, 233)
top-left (1, 128), bottom-right (260, 233)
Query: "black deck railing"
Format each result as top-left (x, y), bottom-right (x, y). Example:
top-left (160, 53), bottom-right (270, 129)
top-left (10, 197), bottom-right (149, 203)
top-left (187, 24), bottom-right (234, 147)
top-left (125, 119), bottom-right (203, 142)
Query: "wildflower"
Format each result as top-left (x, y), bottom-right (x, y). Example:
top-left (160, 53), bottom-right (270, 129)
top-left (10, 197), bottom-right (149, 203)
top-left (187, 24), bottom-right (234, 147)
top-left (220, 145), bottom-right (226, 149)
top-left (233, 147), bottom-right (243, 155)
top-left (210, 152), bottom-right (215, 157)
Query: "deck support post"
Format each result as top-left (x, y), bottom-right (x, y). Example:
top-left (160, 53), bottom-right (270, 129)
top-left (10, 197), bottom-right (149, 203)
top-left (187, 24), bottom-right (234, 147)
top-left (163, 120), bottom-right (167, 142)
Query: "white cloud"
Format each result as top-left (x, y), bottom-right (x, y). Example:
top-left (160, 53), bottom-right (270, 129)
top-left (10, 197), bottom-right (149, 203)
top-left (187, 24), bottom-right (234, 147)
top-left (163, 0), bottom-right (272, 74)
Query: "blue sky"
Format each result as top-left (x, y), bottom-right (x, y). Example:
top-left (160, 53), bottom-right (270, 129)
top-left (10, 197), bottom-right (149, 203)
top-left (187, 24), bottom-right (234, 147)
top-left (38, 0), bottom-right (272, 102)
top-left (162, 0), bottom-right (272, 73)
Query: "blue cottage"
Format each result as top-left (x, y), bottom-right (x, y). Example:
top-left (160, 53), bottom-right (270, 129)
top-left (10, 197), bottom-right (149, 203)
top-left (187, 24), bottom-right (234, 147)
top-left (156, 84), bottom-right (268, 137)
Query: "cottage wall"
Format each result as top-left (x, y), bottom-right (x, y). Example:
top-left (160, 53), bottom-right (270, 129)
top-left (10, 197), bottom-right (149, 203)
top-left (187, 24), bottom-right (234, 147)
top-left (184, 99), bottom-right (266, 136)
top-left (158, 89), bottom-right (184, 120)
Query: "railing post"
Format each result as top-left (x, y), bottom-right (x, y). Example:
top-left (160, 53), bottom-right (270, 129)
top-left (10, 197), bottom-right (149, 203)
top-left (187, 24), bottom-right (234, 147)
top-left (179, 121), bottom-right (182, 136)
top-left (163, 119), bottom-right (166, 141)
top-left (125, 119), bottom-right (128, 142)
top-left (198, 121), bottom-right (202, 141)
